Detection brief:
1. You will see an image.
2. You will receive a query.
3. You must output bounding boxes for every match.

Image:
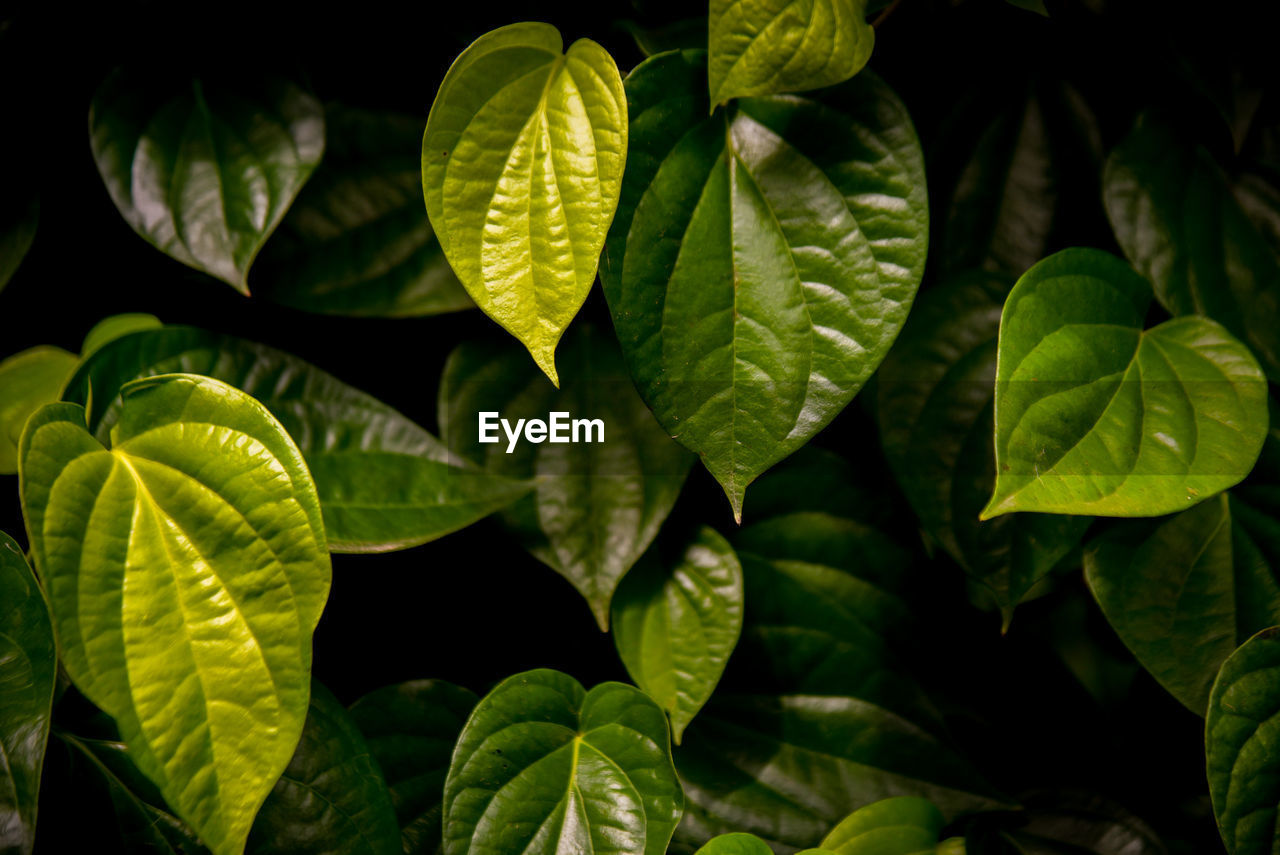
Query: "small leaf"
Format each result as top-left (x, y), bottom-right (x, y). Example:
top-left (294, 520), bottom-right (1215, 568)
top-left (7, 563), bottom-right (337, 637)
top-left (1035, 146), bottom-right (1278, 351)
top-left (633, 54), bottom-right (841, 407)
top-left (695, 834), bottom-right (775, 855)
top-left (612, 526), bottom-right (744, 743)
top-left (422, 22), bottom-right (627, 385)
top-left (80, 313), bottom-right (162, 358)
top-left (89, 70), bottom-right (324, 293)
top-left (20, 374), bottom-right (332, 855)
top-left (0, 184), bottom-right (37, 292)
top-left (0, 346), bottom-right (78, 474)
top-left (982, 248), bottom-right (1269, 519)
top-left (442, 669), bottom-right (683, 855)
top-left (707, 0), bottom-right (875, 105)
top-left (821, 797), bottom-right (946, 854)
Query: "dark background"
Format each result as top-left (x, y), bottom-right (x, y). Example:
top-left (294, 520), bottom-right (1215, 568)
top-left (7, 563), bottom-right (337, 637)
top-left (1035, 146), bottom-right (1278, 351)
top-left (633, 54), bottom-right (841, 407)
top-left (2, 0), bottom-right (1275, 850)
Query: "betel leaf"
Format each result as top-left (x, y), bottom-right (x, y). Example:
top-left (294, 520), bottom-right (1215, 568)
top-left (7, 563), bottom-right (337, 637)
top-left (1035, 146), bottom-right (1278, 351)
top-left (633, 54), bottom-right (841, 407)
top-left (349, 680), bottom-right (479, 855)
top-left (707, 0), bottom-right (874, 106)
top-left (694, 833), bottom-right (775, 855)
top-left (877, 273), bottom-right (1089, 628)
top-left (0, 346), bottom-right (78, 474)
top-left (611, 526), bottom-right (744, 744)
top-left (89, 70), bottom-right (324, 293)
top-left (0, 183), bottom-right (37, 293)
top-left (442, 669), bottom-right (683, 855)
top-left (601, 50), bottom-right (927, 519)
top-left (254, 105), bottom-right (473, 318)
top-left (247, 682), bottom-right (401, 855)
top-left (63, 326), bottom-right (531, 553)
top-left (79, 313), bottom-right (163, 359)
top-left (1207, 627), bottom-right (1280, 855)
top-left (981, 248), bottom-right (1269, 520)
top-left (819, 797), bottom-right (947, 854)
top-left (0, 532), bottom-right (55, 855)
top-left (422, 22), bottom-right (627, 385)
top-left (964, 792), bottom-right (1167, 855)
top-left (19, 374), bottom-right (332, 855)
top-left (441, 325), bottom-right (694, 630)
top-left (1104, 113), bottom-right (1280, 381)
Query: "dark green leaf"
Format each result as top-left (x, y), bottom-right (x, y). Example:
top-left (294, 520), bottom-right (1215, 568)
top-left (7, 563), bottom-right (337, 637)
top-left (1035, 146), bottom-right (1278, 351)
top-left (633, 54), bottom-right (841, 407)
top-left (622, 17), bottom-right (707, 58)
top-left (0, 346), bottom-right (78, 474)
top-left (80, 313), bottom-right (163, 359)
top-left (965, 793), bottom-right (1166, 855)
top-left (0, 186), bottom-right (36, 293)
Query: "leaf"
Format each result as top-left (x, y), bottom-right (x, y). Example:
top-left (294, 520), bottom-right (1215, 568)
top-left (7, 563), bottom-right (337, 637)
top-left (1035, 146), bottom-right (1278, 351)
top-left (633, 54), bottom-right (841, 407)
top-left (19, 374), bottom-right (332, 855)
top-left (442, 668), bottom-right (683, 855)
top-left (1207, 627), bottom-right (1280, 855)
top-left (89, 70), bottom-right (324, 293)
top-left (876, 272), bottom-right (1090, 628)
top-left (695, 834), bottom-right (775, 855)
top-left (440, 325), bottom-right (694, 629)
top-left (623, 18), bottom-right (708, 58)
top-left (421, 22), bottom-right (627, 385)
top-left (64, 325), bottom-right (531, 553)
top-left (981, 248), bottom-right (1270, 520)
top-left (707, 0), bottom-right (875, 106)
top-left (1104, 113), bottom-right (1280, 381)
top-left (80, 313), bottom-right (163, 359)
top-left (601, 51), bottom-right (927, 519)
top-left (820, 797), bottom-right (945, 854)
top-left (0, 346), bottom-right (78, 474)
top-left (611, 526), bottom-right (744, 744)
top-left (349, 680), bottom-right (479, 855)
top-left (0, 532), bottom-right (55, 855)
top-left (0, 184), bottom-right (37, 293)
top-left (964, 792), bottom-right (1167, 855)
top-left (254, 105), bottom-right (473, 318)
top-left (247, 681), bottom-right (401, 855)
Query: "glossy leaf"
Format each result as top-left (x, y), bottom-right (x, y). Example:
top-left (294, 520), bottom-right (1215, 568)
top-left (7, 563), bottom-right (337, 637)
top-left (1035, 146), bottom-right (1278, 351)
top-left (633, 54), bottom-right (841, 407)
top-left (601, 51), bottom-right (927, 519)
top-left (19, 374), bottom-right (332, 855)
top-left (964, 793), bottom-right (1166, 855)
top-left (0, 346), bottom-right (78, 474)
top-left (695, 834), bottom-right (775, 855)
top-left (89, 71), bottom-right (324, 293)
top-left (422, 22), bottom-right (627, 385)
top-left (821, 797), bottom-right (945, 854)
top-left (442, 669), bottom-right (682, 855)
top-left (611, 526), bottom-right (744, 743)
top-left (64, 326), bottom-right (530, 553)
top-left (0, 532), bottom-right (55, 855)
top-left (982, 248), bottom-right (1269, 519)
top-left (0, 185), bottom-right (37, 293)
top-left (80, 313), bottom-right (162, 359)
top-left (707, 0), bottom-right (874, 106)
top-left (349, 680), bottom-right (479, 855)
top-left (441, 325), bottom-right (694, 629)
top-left (255, 105), bottom-right (472, 318)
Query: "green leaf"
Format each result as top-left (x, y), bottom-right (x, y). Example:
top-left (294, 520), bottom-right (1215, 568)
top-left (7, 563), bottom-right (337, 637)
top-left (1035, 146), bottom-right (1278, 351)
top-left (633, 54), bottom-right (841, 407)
top-left (247, 681), bottom-right (401, 855)
top-left (964, 793), bottom-right (1165, 855)
top-left (441, 325), bottom-right (694, 629)
top-left (982, 248), bottom-right (1270, 519)
top-left (442, 668), bottom-right (682, 855)
top-left (1207, 627), bottom-right (1280, 855)
top-left (0, 346), bottom-right (78, 474)
top-left (0, 532), bottom-right (55, 855)
top-left (707, 0), bottom-right (875, 106)
top-left (601, 51), bottom-right (927, 519)
top-left (422, 22), bottom-right (627, 385)
top-left (0, 184), bottom-right (37, 293)
top-left (623, 17), bottom-right (708, 58)
top-left (64, 325), bottom-right (531, 553)
top-left (254, 105), bottom-right (473, 318)
top-left (1104, 113), bottom-right (1280, 381)
top-left (877, 273), bottom-right (1090, 628)
top-left (80, 313), bottom-right (163, 359)
top-left (611, 526), bottom-right (744, 744)
top-left (821, 797), bottom-right (945, 854)
top-left (349, 680), bottom-right (479, 855)
top-left (89, 71), bottom-right (324, 293)
top-left (695, 833), bottom-right (776, 855)
top-left (19, 374), bottom-right (332, 855)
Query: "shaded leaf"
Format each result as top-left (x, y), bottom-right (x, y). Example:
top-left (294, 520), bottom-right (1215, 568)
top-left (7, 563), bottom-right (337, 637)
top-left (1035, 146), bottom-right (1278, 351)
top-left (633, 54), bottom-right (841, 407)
top-left (0, 186), bottom-right (36, 293)
top-left (622, 17), bottom-right (707, 57)
top-left (0, 346), bottom-right (78, 474)
top-left (80, 313), bottom-right (163, 359)
top-left (965, 792), bottom-right (1166, 855)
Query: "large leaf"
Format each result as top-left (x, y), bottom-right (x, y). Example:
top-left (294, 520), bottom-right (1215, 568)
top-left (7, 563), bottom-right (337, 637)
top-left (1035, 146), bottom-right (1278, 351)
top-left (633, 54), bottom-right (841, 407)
top-left (442, 669), bottom-right (682, 855)
top-left (981, 248), bottom-right (1269, 519)
top-left (254, 105), bottom-right (472, 318)
top-left (0, 184), bottom-right (36, 293)
top-left (0, 532), bottom-right (55, 855)
top-left (877, 273), bottom-right (1090, 628)
top-left (601, 50), bottom-right (927, 519)
top-left (64, 326), bottom-right (530, 553)
top-left (707, 0), bottom-right (874, 106)
top-left (89, 71), bottom-right (324, 293)
top-left (441, 325), bottom-right (694, 629)
top-left (611, 526), bottom-right (744, 743)
top-left (1104, 114), bottom-right (1280, 381)
top-left (422, 22), bottom-right (627, 385)
top-left (964, 793), bottom-right (1166, 855)
top-left (19, 374), bottom-right (331, 855)
top-left (0, 346), bottom-right (78, 474)
top-left (247, 682), bottom-right (401, 855)
top-left (349, 680), bottom-right (479, 855)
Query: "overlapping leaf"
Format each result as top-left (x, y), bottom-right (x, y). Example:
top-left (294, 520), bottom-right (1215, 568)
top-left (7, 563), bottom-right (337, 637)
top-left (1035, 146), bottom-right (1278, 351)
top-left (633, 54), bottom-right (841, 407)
top-left (0, 346), bottom-right (78, 474)
top-left (695, 834), bottom-right (774, 855)
top-left (963, 793), bottom-right (1167, 855)
top-left (818, 797), bottom-right (954, 854)
top-left (0, 182), bottom-right (37, 293)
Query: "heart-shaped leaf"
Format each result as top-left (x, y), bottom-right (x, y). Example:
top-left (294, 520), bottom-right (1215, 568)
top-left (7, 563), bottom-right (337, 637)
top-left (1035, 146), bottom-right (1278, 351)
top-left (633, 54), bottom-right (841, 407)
top-left (0, 532), bottom-right (55, 855)
top-left (601, 50), bottom-right (927, 519)
top-left (694, 834), bottom-right (774, 855)
top-left (0, 182), bottom-right (37, 293)
top-left (442, 669), bottom-right (682, 855)
top-left (441, 325), bottom-right (694, 629)
top-left (611, 526), bottom-right (743, 744)
top-left (0, 346), bottom-right (78, 474)
top-left (422, 22), bottom-right (627, 385)
top-left (19, 374), bottom-right (332, 855)
top-left (819, 797), bottom-right (947, 854)
top-left (982, 248), bottom-right (1269, 519)
top-left (255, 105), bottom-right (473, 318)
top-left (707, 0), bottom-right (874, 106)
top-left (89, 71), bottom-right (324, 293)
